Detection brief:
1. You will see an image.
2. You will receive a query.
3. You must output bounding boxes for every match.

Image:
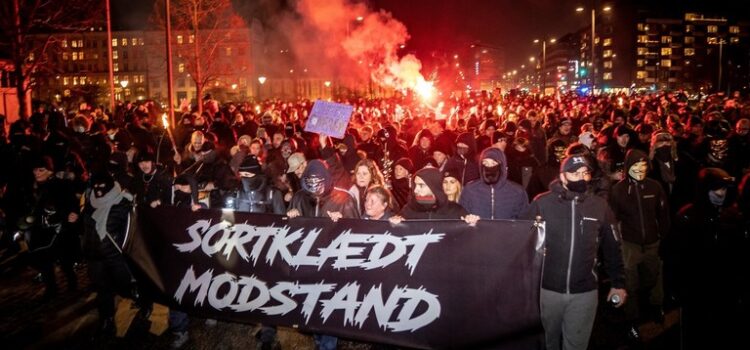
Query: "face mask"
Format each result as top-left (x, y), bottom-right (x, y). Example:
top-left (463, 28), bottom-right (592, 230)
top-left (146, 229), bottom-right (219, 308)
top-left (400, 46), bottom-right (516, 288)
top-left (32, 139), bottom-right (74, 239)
top-left (456, 146), bottom-right (469, 158)
top-left (708, 190), bottom-right (726, 206)
top-left (93, 183), bottom-right (112, 198)
top-left (482, 164), bottom-right (502, 184)
top-left (415, 194), bottom-right (437, 207)
top-left (655, 146), bottom-right (672, 161)
top-left (628, 161), bottom-right (648, 181)
top-left (241, 176), bottom-right (263, 192)
top-left (303, 175), bottom-right (326, 197)
top-left (565, 179), bottom-right (589, 193)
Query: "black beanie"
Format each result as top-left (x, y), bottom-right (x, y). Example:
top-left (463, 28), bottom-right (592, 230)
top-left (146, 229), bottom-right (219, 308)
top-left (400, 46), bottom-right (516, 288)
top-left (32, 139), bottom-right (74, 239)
top-left (395, 157), bottom-right (414, 174)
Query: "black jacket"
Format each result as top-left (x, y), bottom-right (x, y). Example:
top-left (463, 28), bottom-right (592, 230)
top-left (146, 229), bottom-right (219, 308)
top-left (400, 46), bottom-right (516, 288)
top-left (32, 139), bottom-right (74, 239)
top-left (609, 150), bottom-right (670, 245)
top-left (524, 180), bottom-right (625, 293)
top-left (399, 167), bottom-right (469, 220)
top-left (82, 197), bottom-right (133, 260)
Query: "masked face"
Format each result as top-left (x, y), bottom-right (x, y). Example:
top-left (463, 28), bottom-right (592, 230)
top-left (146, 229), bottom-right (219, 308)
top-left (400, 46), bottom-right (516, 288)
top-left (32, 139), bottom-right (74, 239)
top-left (413, 176), bottom-right (436, 206)
top-left (709, 139), bottom-right (728, 162)
top-left (93, 182), bottom-right (112, 198)
top-left (456, 143), bottom-right (469, 158)
top-left (481, 158), bottom-right (502, 184)
top-left (708, 187), bottom-right (727, 206)
top-left (303, 175), bottom-right (326, 197)
top-left (562, 168), bottom-right (592, 194)
top-left (628, 161), bottom-right (648, 181)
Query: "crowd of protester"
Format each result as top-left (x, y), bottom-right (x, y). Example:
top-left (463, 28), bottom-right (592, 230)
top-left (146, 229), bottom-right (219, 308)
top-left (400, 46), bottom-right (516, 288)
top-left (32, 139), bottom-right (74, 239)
top-left (1, 88), bottom-right (749, 349)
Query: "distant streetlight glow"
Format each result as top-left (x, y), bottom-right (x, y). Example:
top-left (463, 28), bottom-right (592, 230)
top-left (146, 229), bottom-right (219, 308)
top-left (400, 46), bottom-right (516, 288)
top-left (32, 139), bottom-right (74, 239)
top-left (603, 6), bottom-right (612, 12)
top-left (356, 16), bottom-right (364, 22)
top-left (258, 76), bottom-right (266, 85)
top-left (529, 57), bottom-right (536, 62)
top-left (119, 80), bottom-right (128, 88)
top-left (576, 7), bottom-right (584, 12)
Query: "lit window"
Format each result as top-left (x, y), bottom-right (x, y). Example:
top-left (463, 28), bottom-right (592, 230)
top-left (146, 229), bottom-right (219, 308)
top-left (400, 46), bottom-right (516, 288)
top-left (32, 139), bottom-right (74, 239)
top-left (707, 37), bottom-right (718, 44)
top-left (603, 49), bottom-right (612, 58)
top-left (661, 36), bottom-right (672, 44)
top-left (121, 38), bottom-right (127, 46)
top-left (114, 63), bottom-right (119, 72)
top-left (62, 52), bottom-right (69, 60)
top-left (132, 38), bottom-right (137, 46)
top-left (685, 36), bottom-right (694, 44)
top-left (63, 77), bottom-right (69, 85)
top-left (62, 39), bottom-right (68, 48)
top-left (138, 38), bottom-right (144, 45)
top-left (637, 23), bottom-right (645, 31)
top-left (112, 39), bottom-right (117, 47)
top-left (686, 25), bottom-right (693, 33)
top-left (684, 48), bottom-right (695, 56)
top-left (603, 72), bottom-right (612, 80)
top-left (72, 40), bottom-right (78, 48)
top-left (81, 77), bottom-right (86, 85)
top-left (603, 38), bottom-right (612, 46)
top-left (225, 47), bottom-right (232, 56)
top-left (707, 25), bottom-right (718, 33)
top-left (603, 61), bottom-right (613, 68)
top-left (114, 75), bottom-right (119, 83)
top-left (637, 47), bottom-right (648, 55)
top-left (177, 35), bottom-right (183, 44)
top-left (637, 59), bottom-right (645, 67)
top-left (73, 77), bottom-right (78, 85)
top-left (637, 71), bottom-right (648, 79)
top-left (72, 52), bottom-right (78, 61)
top-left (637, 35), bottom-right (648, 43)
top-left (731, 37), bottom-right (740, 44)
top-left (661, 47), bottom-right (672, 55)
top-left (189, 35), bottom-right (194, 44)
top-left (730, 26), bottom-right (740, 34)
top-left (113, 50), bottom-right (118, 59)
top-left (78, 40), bottom-right (83, 47)
top-left (661, 59), bottom-right (671, 67)
top-left (79, 52), bottom-right (84, 60)
top-left (28, 53), bottom-right (34, 61)
top-left (178, 63), bottom-right (185, 73)
top-left (63, 89), bottom-right (71, 97)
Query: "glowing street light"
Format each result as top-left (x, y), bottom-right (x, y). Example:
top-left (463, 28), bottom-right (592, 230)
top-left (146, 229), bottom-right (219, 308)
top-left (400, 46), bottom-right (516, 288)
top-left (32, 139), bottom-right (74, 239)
top-left (356, 16), bottom-right (364, 22)
top-left (119, 80), bottom-right (129, 88)
top-left (529, 56), bottom-right (536, 62)
top-left (258, 76), bottom-right (266, 85)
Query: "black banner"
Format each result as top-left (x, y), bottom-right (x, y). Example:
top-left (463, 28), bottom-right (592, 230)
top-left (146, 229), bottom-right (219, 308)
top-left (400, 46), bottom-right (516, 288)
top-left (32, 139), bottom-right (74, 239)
top-left (124, 207), bottom-right (544, 349)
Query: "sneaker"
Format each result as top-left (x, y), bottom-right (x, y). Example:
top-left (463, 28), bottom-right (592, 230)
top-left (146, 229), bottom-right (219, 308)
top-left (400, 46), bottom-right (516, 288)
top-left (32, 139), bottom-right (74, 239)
top-left (171, 331), bottom-right (189, 348)
top-left (205, 318), bottom-right (217, 327)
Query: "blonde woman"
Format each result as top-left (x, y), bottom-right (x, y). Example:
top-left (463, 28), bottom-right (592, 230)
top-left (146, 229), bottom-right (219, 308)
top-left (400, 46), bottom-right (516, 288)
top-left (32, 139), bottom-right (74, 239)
top-left (442, 166), bottom-right (463, 203)
top-left (348, 159), bottom-right (386, 215)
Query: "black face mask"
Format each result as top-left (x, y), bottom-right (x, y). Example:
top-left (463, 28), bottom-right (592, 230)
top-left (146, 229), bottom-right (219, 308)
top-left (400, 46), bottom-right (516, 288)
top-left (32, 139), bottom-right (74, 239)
top-left (482, 164), bottom-right (502, 184)
top-left (241, 176), bottom-right (263, 192)
top-left (174, 191), bottom-right (192, 206)
top-left (566, 179), bottom-right (589, 193)
top-left (93, 182), bottom-right (114, 198)
top-left (655, 146), bottom-right (672, 162)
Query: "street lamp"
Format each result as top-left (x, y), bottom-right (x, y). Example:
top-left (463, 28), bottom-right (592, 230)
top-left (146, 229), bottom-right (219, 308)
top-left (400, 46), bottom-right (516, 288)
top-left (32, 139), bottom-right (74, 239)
top-left (577, 4), bottom-right (612, 94)
top-left (257, 76), bottom-right (266, 101)
top-left (534, 38), bottom-right (555, 94)
top-left (120, 80), bottom-right (129, 89)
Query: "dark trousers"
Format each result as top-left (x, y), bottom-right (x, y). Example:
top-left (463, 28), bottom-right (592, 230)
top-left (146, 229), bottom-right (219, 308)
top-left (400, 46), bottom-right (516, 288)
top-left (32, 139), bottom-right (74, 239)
top-left (87, 256), bottom-right (133, 318)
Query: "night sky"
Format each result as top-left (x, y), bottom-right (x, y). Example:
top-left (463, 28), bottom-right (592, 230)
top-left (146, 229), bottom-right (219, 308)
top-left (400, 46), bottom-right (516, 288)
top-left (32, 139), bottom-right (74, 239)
top-left (113, 0), bottom-right (749, 70)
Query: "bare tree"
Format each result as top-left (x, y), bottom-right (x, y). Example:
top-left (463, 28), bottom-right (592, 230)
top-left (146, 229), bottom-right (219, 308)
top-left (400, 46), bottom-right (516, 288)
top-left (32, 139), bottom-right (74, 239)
top-left (151, 0), bottom-right (249, 114)
top-left (0, 0), bottom-right (103, 119)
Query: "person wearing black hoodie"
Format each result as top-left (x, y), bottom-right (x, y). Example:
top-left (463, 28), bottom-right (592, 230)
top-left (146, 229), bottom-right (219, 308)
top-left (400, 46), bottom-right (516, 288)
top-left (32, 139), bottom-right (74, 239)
top-left (229, 155), bottom-right (285, 214)
top-left (446, 132), bottom-right (480, 185)
top-left (672, 168), bottom-right (743, 349)
top-left (609, 149), bottom-right (670, 339)
top-left (393, 167), bottom-right (478, 223)
top-left (523, 155), bottom-right (626, 350)
top-left (286, 159), bottom-right (358, 350)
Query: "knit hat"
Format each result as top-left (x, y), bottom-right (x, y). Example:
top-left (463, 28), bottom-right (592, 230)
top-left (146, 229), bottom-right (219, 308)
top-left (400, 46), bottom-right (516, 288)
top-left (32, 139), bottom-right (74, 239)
top-left (560, 155), bottom-right (591, 173)
top-left (135, 150), bottom-right (156, 163)
top-left (238, 155), bottom-right (261, 176)
top-left (442, 166), bottom-right (461, 181)
top-left (32, 156), bottom-right (55, 172)
top-left (394, 157), bottom-right (414, 174)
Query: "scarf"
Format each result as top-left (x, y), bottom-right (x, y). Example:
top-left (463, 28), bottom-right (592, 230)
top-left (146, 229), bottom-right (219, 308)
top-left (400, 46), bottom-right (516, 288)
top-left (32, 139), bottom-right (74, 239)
top-left (89, 182), bottom-right (133, 241)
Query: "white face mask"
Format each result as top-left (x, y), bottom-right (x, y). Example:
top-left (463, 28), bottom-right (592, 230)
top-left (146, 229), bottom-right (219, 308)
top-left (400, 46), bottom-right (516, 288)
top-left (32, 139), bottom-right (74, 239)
top-left (628, 161), bottom-right (648, 181)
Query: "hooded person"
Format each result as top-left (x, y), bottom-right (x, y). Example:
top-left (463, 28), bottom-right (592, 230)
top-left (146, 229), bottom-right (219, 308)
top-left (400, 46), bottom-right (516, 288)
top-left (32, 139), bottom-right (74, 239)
top-left (609, 149), bottom-right (670, 332)
top-left (459, 147), bottom-right (529, 220)
top-left (397, 167), bottom-right (471, 220)
top-left (408, 129), bottom-right (434, 170)
top-left (391, 157), bottom-right (414, 209)
top-left (230, 155), bottom-right (285, 214)
top-left (446, 132), bottom-right (480, 185)
top-left (672, 167), bottom-right (742, 348)
top-left (287, 159), bottom-right (359, 219)
top-left (81, 172), bottom-right (136, 335)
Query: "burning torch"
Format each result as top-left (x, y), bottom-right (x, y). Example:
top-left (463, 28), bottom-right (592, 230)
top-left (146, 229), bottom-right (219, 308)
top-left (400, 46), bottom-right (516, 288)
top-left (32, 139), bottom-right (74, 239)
top-left (162, 113), bottom-right (179, 155)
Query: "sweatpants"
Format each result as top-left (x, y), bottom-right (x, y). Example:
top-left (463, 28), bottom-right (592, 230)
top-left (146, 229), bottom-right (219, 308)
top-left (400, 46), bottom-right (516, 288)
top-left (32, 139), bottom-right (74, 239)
top-left (540, 288), bottom-right (598, 350)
